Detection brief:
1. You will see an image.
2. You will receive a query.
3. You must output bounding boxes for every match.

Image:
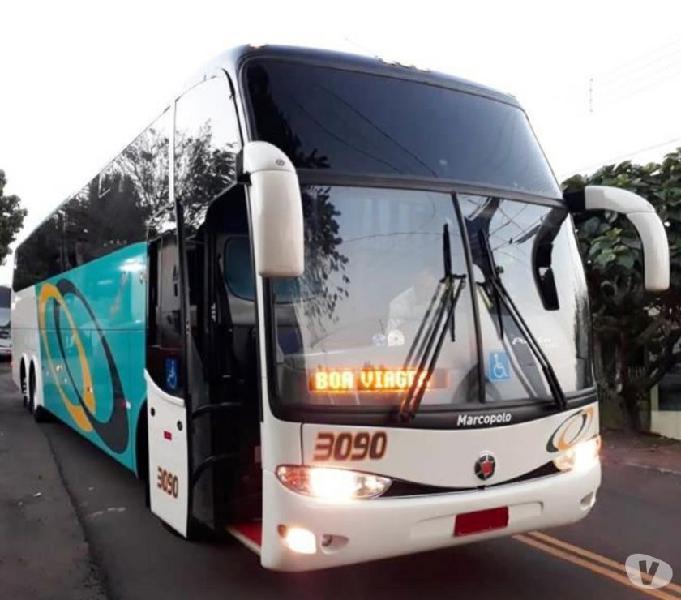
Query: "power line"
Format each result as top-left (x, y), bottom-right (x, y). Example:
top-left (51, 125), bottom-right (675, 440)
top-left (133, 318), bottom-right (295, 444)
top-left (595, 35), bottom-right (681, 85)
top-left (534, 36), bottom-right (681, 113)
top-left (563, 135), bottom-right (681, 177)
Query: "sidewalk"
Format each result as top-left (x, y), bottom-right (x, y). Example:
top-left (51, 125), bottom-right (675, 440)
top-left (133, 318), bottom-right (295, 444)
top-left (0, 363), bottom-right (106, 600)
top-left (602, 428), bottom-right (681, 475)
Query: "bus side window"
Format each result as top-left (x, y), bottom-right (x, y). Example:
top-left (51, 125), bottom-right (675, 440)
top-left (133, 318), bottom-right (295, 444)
top-left (147, 232), bottom-right (184, 394)
top-left (13, 212), bottom-right (63, 291)
top-left (173, 74), bottom-right (242, 382)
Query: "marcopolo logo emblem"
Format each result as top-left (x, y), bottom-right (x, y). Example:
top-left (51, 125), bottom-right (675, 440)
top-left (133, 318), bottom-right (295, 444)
top-left (474, 453), bottom-right (496, 481)
top-left (625, 554), bottom-right (673, 590)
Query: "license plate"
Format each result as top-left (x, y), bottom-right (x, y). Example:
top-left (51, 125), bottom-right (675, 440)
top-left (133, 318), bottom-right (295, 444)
top-left (454, 506), bottom-right (509, 537)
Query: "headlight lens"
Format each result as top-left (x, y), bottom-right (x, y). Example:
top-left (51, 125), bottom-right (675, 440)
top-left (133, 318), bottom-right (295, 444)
top-left (276, 465), bottom-right (392, 500)
top-left (553, 435), bottom-right (601, 472)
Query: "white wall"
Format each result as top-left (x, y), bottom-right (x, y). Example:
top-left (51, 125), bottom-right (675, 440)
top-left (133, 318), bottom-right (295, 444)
top-left (650, 385), bottom-right (681, 440)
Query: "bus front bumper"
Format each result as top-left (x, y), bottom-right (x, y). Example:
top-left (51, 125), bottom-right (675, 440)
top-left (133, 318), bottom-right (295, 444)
top-left (260, 461), bottom-right (601, 571)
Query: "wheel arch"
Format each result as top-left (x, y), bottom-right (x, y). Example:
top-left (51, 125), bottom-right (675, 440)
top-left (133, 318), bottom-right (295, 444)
top-left (19, 356), bottom-right (27, 388)
top-left (135, 401), bottom-right (149, 481)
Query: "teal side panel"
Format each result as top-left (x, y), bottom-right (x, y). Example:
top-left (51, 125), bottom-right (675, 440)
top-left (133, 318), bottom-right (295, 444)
top-left (36, 243), bottom-right (148, 472)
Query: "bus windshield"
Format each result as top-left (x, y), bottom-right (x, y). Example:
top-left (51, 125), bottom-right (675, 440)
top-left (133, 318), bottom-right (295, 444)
top-left (266, 187), bottom-right (592, 415)
top-left (243, 59), bottom-right (592, 418)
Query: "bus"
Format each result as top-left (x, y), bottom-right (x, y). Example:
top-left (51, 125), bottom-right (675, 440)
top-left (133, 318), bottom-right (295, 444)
top-left (0, 285), bottom-right (10, 359)
top-left (10, 45), bottom-right (670, 571)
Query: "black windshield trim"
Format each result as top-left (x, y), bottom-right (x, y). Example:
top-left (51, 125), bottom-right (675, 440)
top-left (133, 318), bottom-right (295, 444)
top-left (296, 171), bottom-right (564, 207)
top-left (239, 56), bottom-right (561, 198)
top-left (277, 390), bottom-right (597, 429)
top-left (238, 53), bottom-right (522, 113)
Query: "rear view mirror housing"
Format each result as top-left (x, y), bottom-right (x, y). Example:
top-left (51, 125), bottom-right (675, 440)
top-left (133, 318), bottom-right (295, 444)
top-left (564, 185), bottom-right (670, 291)
top-left (240, 142), bottom-right (305, 277)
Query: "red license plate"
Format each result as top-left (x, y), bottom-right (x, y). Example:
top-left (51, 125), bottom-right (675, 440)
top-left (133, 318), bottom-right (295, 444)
top-left (454, 506), bottom-right (509, 537)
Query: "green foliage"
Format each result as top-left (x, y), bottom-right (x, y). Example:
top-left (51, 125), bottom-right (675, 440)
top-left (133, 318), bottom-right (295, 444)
top-left (564, 150), bottom-right (681, 428)
top-left (0, 170), bottom-right (27, 266)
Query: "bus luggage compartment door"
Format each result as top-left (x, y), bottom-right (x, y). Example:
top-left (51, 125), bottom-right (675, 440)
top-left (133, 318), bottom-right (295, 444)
top-left (145, 370), bottom-right (190, 537)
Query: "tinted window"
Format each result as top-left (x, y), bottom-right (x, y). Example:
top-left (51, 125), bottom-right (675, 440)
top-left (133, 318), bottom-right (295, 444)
top-left (62, 109), bottom-right (171, 268)
top-left (0, 286), bottom-right (9, 307)
top-left (13, 212), bottom-right (62, 291)
top-left (0, 286), bottom-right (9, 327)
top-left (224, 237), bottom-right (300, 303)
top-left (14, 109), bottom-right (171, 291)
top-left (224, 237), bottom-right (253, 299)
top-left (175, 75), bottom-right (241, 234)
top-left (245, 60), bottom-right (560, 197)
top-left (147, 231), bottom-right (185, 394)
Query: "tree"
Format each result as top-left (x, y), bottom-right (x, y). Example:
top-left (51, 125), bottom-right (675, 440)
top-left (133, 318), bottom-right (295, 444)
top-left (0, 169), bottom-right (27, 266)
top-left (563, 149), bottom-right (681, 429)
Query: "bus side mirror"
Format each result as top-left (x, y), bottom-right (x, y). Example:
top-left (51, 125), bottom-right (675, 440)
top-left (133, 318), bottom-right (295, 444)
top-left (564, 185), bottom-right (670, 291)
top-left (241, 142), bottom-right (305, 277)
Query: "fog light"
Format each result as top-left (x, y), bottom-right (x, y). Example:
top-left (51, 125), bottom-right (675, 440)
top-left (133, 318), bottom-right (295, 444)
top-left (554, 435), bottom-right (601, 472)
top-left (276, 465), bottom-right (391, 501)
top-left (278, 525), bottom-right (316, 554)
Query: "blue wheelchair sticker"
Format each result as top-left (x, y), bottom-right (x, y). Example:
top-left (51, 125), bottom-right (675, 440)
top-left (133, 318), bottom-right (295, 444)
top-left (488, 352), bottom-right (511, 381)
top-left (165, 357), bottom-right (179, 391)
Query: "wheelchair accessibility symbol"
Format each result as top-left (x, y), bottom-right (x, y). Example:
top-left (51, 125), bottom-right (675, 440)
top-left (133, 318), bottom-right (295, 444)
top-left (488, 352), bottom-right (511, 381)
top-left (165, 357), bottom-right (179, 391)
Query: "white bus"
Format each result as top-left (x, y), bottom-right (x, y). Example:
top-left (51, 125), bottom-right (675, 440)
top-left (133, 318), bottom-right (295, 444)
top-left (11, 45), bottom-right (669, 571)
top-left (0, 285), bottom-right (10, 359)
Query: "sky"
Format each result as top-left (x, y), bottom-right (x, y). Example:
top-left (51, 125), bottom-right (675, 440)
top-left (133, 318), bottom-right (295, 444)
top-left (2, 0), bottom-right (681, 285)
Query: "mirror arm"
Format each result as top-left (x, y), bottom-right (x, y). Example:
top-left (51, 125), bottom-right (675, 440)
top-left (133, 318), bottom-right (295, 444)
top-left (564, 185), bottom-right (670, 291)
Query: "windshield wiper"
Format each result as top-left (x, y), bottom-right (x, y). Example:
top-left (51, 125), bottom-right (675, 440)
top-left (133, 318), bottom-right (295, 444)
top-left (398, 224), bottom-right (466, 422)
top-left (477, 231), bottom-right (567, 411)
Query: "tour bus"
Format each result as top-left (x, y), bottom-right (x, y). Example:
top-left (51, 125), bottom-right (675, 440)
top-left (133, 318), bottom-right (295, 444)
top-left (0, 286), bottom-right (10, 359)
top-left (11, 45), bottom-right (670, 571)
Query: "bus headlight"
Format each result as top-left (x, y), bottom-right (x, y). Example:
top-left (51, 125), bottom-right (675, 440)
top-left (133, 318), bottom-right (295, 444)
top-left (553, 435), bottom-right (601, 473)
top-left (276, 465), bottom-right (392, 500)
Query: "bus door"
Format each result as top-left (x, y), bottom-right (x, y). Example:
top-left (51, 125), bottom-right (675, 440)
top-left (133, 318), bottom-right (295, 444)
top-left (145, 227), bottom-right (191, 536)
top-left (181, 196), bottom-right (261, 533)
top-left (146, 199), bottom-right (252, 537)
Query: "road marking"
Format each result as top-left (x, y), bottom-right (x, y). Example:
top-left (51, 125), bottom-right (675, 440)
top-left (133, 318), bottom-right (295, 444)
top-left (528, 531), bottom-right (681, 595)
top-left (514, 533), bottom-right (681, 600)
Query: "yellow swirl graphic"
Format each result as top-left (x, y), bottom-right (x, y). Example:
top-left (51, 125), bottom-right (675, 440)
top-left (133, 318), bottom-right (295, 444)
top-left (547, 406), bottom-right (595, 452)
top-left (38, 283), bottom-right (96, 432)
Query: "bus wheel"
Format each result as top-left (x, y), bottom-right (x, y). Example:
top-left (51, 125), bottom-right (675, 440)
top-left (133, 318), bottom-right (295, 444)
top-left (28, 365), bottom-right (49, 422)
top-left (34, 404), bottom-right (50, 423)
top-left (27, 366), bottom-right (36, 414)
top-left (20, 362), bottom-right (28, 409)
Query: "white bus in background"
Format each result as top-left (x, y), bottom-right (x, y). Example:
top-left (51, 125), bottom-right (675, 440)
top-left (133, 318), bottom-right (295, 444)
top-left (0, 285), bottom-right (10, 360)
top-left (10, 45), bottom-right (670, 571)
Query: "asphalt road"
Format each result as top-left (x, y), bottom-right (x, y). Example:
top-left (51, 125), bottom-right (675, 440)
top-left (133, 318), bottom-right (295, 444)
top-left (1, 361), bottom-right (680, 600)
